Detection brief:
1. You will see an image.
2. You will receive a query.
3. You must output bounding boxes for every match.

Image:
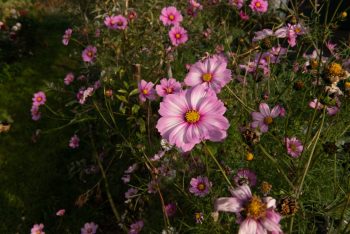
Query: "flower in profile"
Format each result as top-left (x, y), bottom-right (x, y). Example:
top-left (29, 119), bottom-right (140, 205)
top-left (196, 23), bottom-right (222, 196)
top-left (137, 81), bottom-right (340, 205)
top-left (185, 55), bottom-right (232, 93)
top-left (104, 15), bottom-right (128, 30)
top-left (81, 222), bottom-right (98, 234)
top-left (251, 103), bottom-right (280, 133)
top-left (78, 87), bottom-right (94, 104)
top-left (156, 85), bottom-right (230, 152)
top-left (82, 45), bottom-right (97, 63)
top-left (64, 72), bottom-right (74, 85)
top-left (156, 78), bottom-right (182, 97)
top-left (215, 184), bottom-right (282, 234)
top-left (62, 28), bottom-right (72, 46)
top-left (249, 0), bottom-right (268, 13)
top-left (32, 91), bottom-right (46, 106)
top-left (160, 6), bottom-right (183, 26)
top-left (234, 168), bottom-right (257, 187)
top-left (165, 202), bottom-right (177, 217)
top-left (31, 105), bottom-right (41, 121)
top-left (229, 0), bottom-right (244, 9)
top-left (56, 209), bottom-right (65, 216)
top-left (31, 223), bottom-right (45, 234)
top-left (239, 11), bottom-right (250, 21)
top-left (285, 137), bottom-right (303, 158)
top-left (128, 10), bottom-right (138, 21)
top-left (69, 134), bottom-right (80, 149)
top-left (125, 187), bottom-right (138, 199)
top-left (169, 26), bottom-right (188, 47)
top-left (309, 98), bottom-right (323, 110)
top-left (189, 176), bottom-right (212, 197)
top-left (129, 220), bottom-right (144, 234)
top-left (138, 80), bottom-right (156, 102)
top-left (194, 212), bottom-right (204, 224)
top-left (252, 29), bottom-right (273, 42)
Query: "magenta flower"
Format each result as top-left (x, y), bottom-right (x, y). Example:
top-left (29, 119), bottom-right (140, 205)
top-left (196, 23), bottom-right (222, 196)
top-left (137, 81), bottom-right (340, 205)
top-left (62, 28), bottom-right (72, 46)
top-left (31, 223), bottom-right (45, 234)
top-left (138, 80), bottom-right (156, 102)
top-left (81, 222), bottom-right (98, 234)
top-left (215, 185), bottom-right (282, 234)
top-left (156, 78), bottom-right (182, 97)
top-left (285, 137), bottom-right (303, 158)
top-left (251, 103), bottom-right (280, 133)
top-left (184, 55), bottom-right (232, 93)
top-left (31, 105), bottom-right (41, 121)
top-left (234, 168), bottom-right (257, 187)
top-left (56, 209), bottom-right (65, 216)
top-left (82, 45), bottom-right (97, 63)
top-left (249, 0), bottom-right (268, 13)
top-left (64, 72), bottom-right (74, 85)
top-left (69, 134), bottom-right (80, 149)
top-left (32, 91), bottom-right (46, 106)
top-left (239, 11), bottom-right (250, 21)
top-left (165, 202), bottom-right (177, 217)
top-left (160, 6), bottom-right (183, 26)
top-left (156, 85), bottom-right (230, 152)
top-left (104, 15), bottom-right (128, 30)
top-left (189, 176), bottom-right (212, 197)
top-left (169, 26), bottom-right (188, 47)
top-left (229, 0), bottom-right (244, 9)
top-left (129, 220), bottom-right (144, 234)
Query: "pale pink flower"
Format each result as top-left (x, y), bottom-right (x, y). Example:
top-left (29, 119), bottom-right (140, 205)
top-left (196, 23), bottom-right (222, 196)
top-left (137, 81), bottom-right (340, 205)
top-left (81, 222), bottom-right (98, 234)
top-left (69, 134), bottom-right (79, 148)
top-left (78, 87), bottom-right (94, 104)
top-left (129, 220), bottom-right (144, 234)
top-left (156, 85), bottom-right (230, 152)
top-left (309, 98), bottom-right (323, 110)
top-left (32, 91), bottom-right (46, 106)
top-left (138, 80), bottom-right (156, 102)
top-left (56, 209), bottom-right (65, 216)
top-left (156, 78), bottom-right (182, 97)
top-left (184, 55), bottom-right (232, 93)
top-left (251, 103), bottom-right (280, 133)
top-left (285, 137), bottom-right (303, 158)
top-left (62, 28), bottom-right (72, 46)
top-left (104, 15), bottom-right (128, 30)
top-left (160, 6), bottom-right (183, 26)
top-left (64, 72), bottom-right (74, 85)
top-left (189, 176), bottom-right (212, 197)
top-left (169, 26), bottom-right (188, 47)
top-left (234, 168), bottom-right (257, 187)
top-left (252, 29), bottom-right (274, 42)
top-left (125, 187), bottom-right (138, 199)
top-left (31, 223), bottom-right (45, 234)
top-left (249, 0), bottom-right (268, 13)
top-left (82, 45), bottom-right (97, 63)
top-left (229, 0), bottom-right (244, 9)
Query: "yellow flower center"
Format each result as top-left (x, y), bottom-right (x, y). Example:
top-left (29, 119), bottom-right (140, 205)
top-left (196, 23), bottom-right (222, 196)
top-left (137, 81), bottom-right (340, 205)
top-left (36, 96), bottom-right (42, 102)
top-left (36, 231), bottom-right (41, 234)
top-left (202, 73), bottom-right (213, 82)
top-left (255, 2), bottom-right (261, 8)
top-left (264, 116), bottom-right (273, 125)
top-left (328, 62), bottom-right (343, 76)
top-left (169, 14), bottom-right (175, 21)
top-left (294, 27), bottom-right (301, 33)
top-left (246, 195), bottom-right (267, 219)
top-left (290, 144), bottom-right (297, 152)
top-left (197, 183), bottom-right (206, 191)
top-left (175, 33), bottom-right (181, 39)
top-left (185, 110), bottom-right (200, 124)
top-left (87, 51), bottom-right (93, 57)
top-left (195, 213), bottom-right (202, 219)
top-left (142, 89), bottom-right (149, 95)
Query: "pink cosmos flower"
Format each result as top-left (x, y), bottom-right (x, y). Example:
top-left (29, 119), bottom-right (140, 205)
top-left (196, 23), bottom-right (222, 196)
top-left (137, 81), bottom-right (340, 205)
top-left (169, 26), bottom-right (188, 47)
top-left (184, 55), bottom-right (232, 93)
top-left (189, 0), bottom-right (203, 10)
top-left (165, 202), bottom-right (177, 217)
top-left (62, 28), bottom-right (72, 46)
top-left (138, 80), bottom-right (156, 102)
top-left (81, 222), bottom-right (98, 234)
top-left (32, 91), bottom-right (46, 106)
top-left (31, 105), bottom-right (41, 121)
top-left (215, 185), bottom-right (282, 234)
top-left (77, 87), bottom-right (94, 104)
top-left (104, 15), bottom-right (128, 30)
top-left (160, 6), bottom-right (183, 26)
top-left (239, 11), bottom-right (250, 21)
top-left (56, 209), bottom-right (65, 216)
top-left (251, 103), bottom-right (280, 133)
top-left (125, 187), bottom-right (138, 199)
top-left (249, 0), bottom-right (268, 13)
top-left (156, 85), bottom-right (230, 152)
top-left (31, 223), bottom-right (45, 234)
top-left (252, 29), bottom-right (274, 42)
top-left (121, 174), bottom-right (131, 184)
top-left (69, 134), bottom-right (79, 148)
top-left (156, 78), bottom-right (182, 97)
top-left (129, 220), bottom-right (144, 234)
top-left (82, 45), bottom-right (97, 63)
top-left (64, 72), bottom-right (74, 85)
top-left (234, 168), bottom-right (257, 187)
top-left (285, 137), bottom-right (303, 158)
top-left (189, 176), bottom-right (212, 197)
top-left (229, 0), bottom-right (244, 9)
top-left (309, 98), bottom-right (323, 110)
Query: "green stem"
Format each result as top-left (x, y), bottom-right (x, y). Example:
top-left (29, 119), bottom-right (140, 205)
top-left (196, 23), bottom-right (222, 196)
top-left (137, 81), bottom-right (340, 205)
top-left (225, 86), bottom-right (255, 113)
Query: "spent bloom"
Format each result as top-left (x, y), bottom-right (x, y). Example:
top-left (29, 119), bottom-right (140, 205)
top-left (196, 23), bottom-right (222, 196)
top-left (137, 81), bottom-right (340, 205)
top-left (62, 28), bottom-right (72, 46)
top-left (82, 45), bottom-right (97, 63)
top-left (252, 29), bottom-right (274, 42)
top-left (156, 85), bottom-right (230, 152)
top-left (104, 15), bottom-right (128, 30)
top-left (125, 187), bottom-right (138, 199)
top-left (189, 176), bottom-right (212, 197)
top-left (138, 80), bottom-right (156, 102)
top-left (129, 220), bottom-right (144, 234)
top-left (249, 0), bottom-right (268, 13)
top-left (215, 184), bottom-right (282, 234)
top-left (156, 78), bottom-right (182, 97)
top-left (56, 209), bottom-right (65, 216)
top-left (31, 105), bottom-right (41, 121)
top-left (64, 72), bottom-right (74, 85)
top-left (194, 212), bottom-right (204, 224)
top-left (234, 168), bottom-right (257, 187)
top-left (31, 223), bottom-right (45, 234)
top-left (160, 6), bottom-right (183, 26)
top-left (81, 222), bottom-right (98, 234)
top-left (251, 103), bottom-right (280, 133)
top-left (32, 91), bottom-right (46, 106)
top-left (169, 26), bottom-right (188, 47)
top-left (285, 137), bottom-right (303, 158)
top-left (185, 55), bottom-right (232, 93)
top-left (229, 0), bottom-right (244, 9)
top-left (69, 134), bottom-right (80, 149)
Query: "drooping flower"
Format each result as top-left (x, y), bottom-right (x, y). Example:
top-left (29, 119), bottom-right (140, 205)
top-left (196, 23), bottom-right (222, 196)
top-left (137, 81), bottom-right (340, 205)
top-left (251, 103), bottom-right (280, 133)
top-left (138, 80), bottom-right (156, 102)
top-left (62, 28), bottom-right (72, 46)
top-left (249, 0), bottom-right (268, 13)
top-left (69, 134), bottom-right (80, 148)
top-left (156, 78), bottom-right (182, 97)
top-left (129, 220), bottom-right (144, 234)
top-left (81, 222), bottom-right (98, 234)
top-left (169, 26), bottom-right (188, 47)
top-left (82, 45), bottom-right (97, 63)
top-left (156, 85), bottom-right (230, 152)
top-left (64, 72), bottom-right (74, 85)
top-left (239, 11), bottom-right (250, 21)
top-left (229, 0), bottom-right (244, 9)
top-left (252, 29), bottom-right (274, 42)
top-left (31, 223), bottom-right (45, 234)
top-left (189, 176), bottom-right (212, 197)
top-left (160, 6), bottom-right (183, 26)
top-left (215, 184), bottom-right (282, 234)
top-left (32, 91), bottom-right (46, 106)
top-left (31, 105), bottom-right (41, 121)
top-left (234, 168), bottom-right (257, 187)
top-left (165, 202), bottom-right (177, 217)
top-left (285, 137), bottom-right (303, 158)
top-left (104, 15), bottom-right (128, 30)
top-left (184, 55), bottom-right (232, 93)
top-left (56, 209), bottom-right (65, 216)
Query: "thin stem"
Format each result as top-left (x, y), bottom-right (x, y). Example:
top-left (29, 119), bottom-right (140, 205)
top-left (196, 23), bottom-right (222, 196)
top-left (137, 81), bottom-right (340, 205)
top-left (225, 86), bottom-right (255, 112)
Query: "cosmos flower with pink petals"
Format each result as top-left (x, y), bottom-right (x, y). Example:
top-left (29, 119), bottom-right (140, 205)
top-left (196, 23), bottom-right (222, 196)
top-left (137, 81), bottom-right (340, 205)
top-left (234, 168), bottom-right (257, 187)
top-left (62, 28), bottom-right (72, 46)
top-left (252, 29), bottom-right (274, 42)
top-left (81, 222), bottom-right (98, 234)
top-left (31, 223), bottom-right (45, 234)
top-left (69, 134), bottom-right (80, 148)
top-left (32, 91), bottom-right (46, 106)
top-left (165, 202), bottom-right (177, 217)
top-left (249, 0), bottom-right (268, 13)
top-left (64, 72), bottom-right (74, 85)
top-left (160, 6), bottom-right (183, 26)
top-left (129, 220), bottom-right (144, 234)
top-left (169, 26), bottom-right (188, 47)
top-left (82, 45), bottom-right (97, 63)
top-left (156, 85), bottom-right (230, 152)
top-left (239, 11), bottom-right (250, 21)
top-left (251, 103), bottom-right (280, 133)
top-left (285, 137), bottom-right (303, 158)
top-left (156, 78), bottom-right (182, 97)
top-left (104, 15), bottom-right (128, 30)
top-left (189, 176), bottom-right (212, 197)
top-left (138, 80), bottom-right (156, 102)
top-left (184, 55), bottom-right (232, 93)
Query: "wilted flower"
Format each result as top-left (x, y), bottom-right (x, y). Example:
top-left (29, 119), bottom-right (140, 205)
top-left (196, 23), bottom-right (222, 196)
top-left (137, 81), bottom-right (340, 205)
top-left (169, 26), bottom-right (188, 47)
top-left (81, 222), bottom-right (98, 234)
top-left (285, 137), bottom-right (303, 158)
top-left (160, 6), bottom-right (183, 26)
top-left (189, 176), bottom-right (212, 197)
top-left (138, 80), bottom-right (156, 102)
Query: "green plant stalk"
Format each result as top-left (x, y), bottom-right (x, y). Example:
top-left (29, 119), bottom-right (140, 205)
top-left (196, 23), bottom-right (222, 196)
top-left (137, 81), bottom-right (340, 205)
top-left (225, 86), bottom-right (255, 113)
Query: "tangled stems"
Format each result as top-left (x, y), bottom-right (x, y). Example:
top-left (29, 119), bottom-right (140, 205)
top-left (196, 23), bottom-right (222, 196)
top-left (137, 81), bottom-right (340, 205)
top-left (225, 86), bottom-right (255, 113)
